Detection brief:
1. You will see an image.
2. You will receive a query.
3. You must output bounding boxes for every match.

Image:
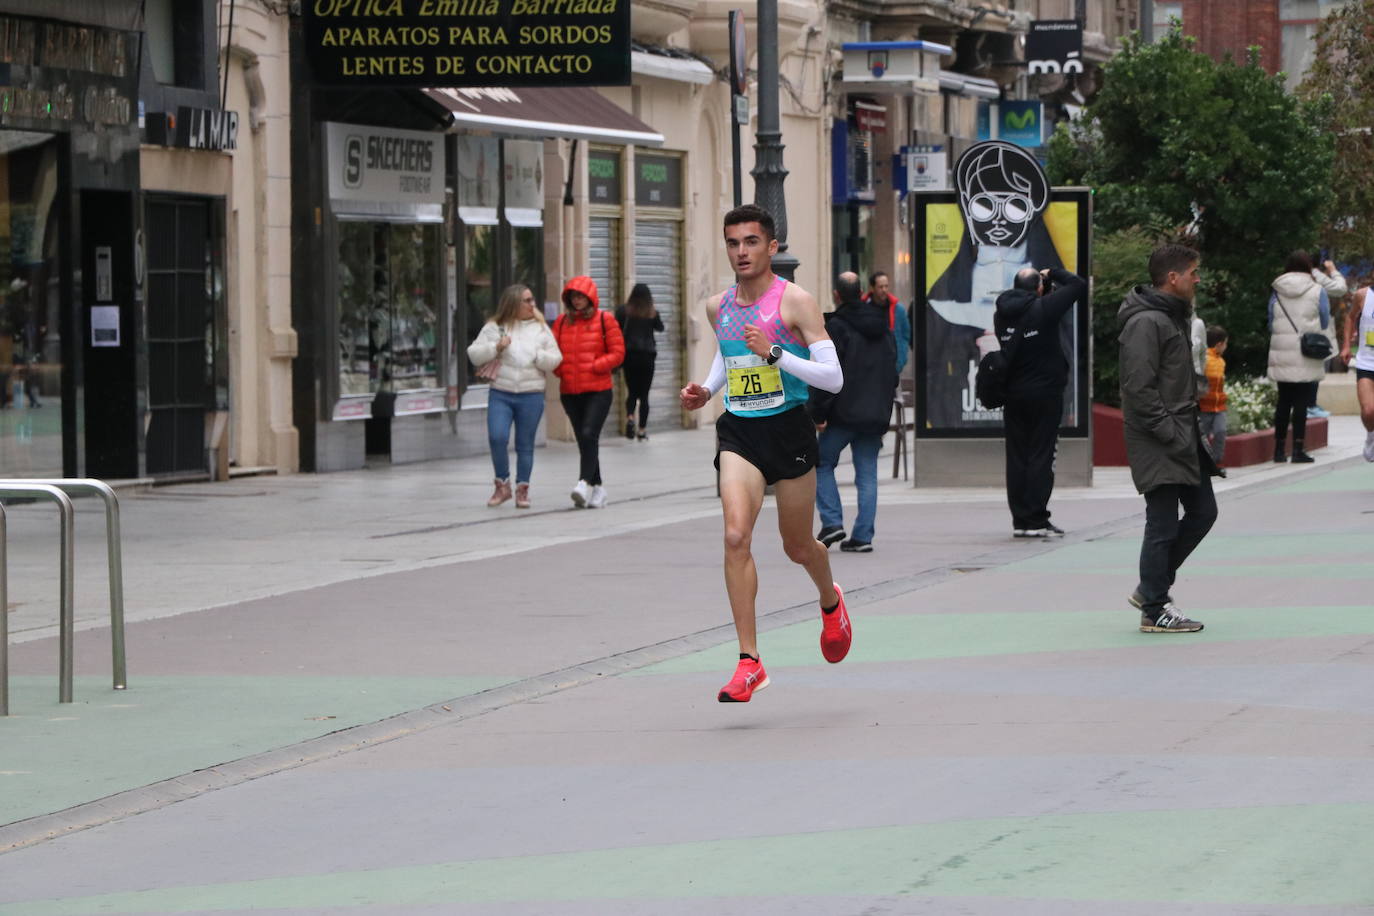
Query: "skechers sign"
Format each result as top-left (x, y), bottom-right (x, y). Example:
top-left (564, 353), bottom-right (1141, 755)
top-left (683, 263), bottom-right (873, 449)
top-left (326, 123), bottom-right (444, 204)
top-left (304, 0), bottom-right (630, 87)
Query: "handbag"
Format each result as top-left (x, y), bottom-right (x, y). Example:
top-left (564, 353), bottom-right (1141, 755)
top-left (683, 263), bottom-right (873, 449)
top-left (975, 324), bottom-right (1023, 410)
top-left (1273, 295), bottom-right (1334, 360)
top-left (474, 358), bottom-right (501, 381)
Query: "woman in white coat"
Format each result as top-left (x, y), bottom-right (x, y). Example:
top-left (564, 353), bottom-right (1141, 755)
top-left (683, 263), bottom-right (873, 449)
top-left (467, 285), bottom-right (563, 508)
top-left (1267, 251), bottom-right (1345, 463)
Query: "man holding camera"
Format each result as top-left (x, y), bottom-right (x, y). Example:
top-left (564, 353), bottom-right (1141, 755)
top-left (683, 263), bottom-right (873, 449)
top-left (994, 265), bottom-right (1085, 538)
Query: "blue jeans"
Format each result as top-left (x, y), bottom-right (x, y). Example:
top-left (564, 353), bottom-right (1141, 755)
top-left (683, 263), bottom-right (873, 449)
top-left (487, 389), bottom-right (545, 483)
top-left (815, 425), bottom-right (882, 543)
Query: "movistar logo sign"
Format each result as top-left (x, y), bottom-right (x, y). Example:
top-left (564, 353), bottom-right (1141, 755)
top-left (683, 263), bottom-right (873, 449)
top-left (1004, 109), bottom-right (1038, 130)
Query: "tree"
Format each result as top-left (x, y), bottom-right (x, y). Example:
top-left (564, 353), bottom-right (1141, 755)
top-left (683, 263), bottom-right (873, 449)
top-left (1048, 26), bottom-right (1335, 383)
top-left (1299, 0), bottom-right (1374, 270)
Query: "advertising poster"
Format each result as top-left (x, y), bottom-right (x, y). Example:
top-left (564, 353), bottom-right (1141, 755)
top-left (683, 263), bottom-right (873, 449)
top-left (913, 174), bottom-right (1091, 439)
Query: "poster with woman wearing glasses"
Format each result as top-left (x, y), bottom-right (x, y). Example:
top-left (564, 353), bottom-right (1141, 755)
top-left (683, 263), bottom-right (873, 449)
top-left (916, 141), bottom-right (1089, 434)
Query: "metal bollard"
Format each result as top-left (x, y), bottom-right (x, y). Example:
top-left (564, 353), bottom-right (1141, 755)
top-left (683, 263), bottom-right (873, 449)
top-left (0, 484), bottom-right (75, 703)
top-left (20, 480), bottom-right (125, 690)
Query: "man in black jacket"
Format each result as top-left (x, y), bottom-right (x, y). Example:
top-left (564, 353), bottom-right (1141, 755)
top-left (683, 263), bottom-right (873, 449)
top-left (811, 272), bottom-right (898, 552)
top-left (995, 265), bottom-right (1086, 538)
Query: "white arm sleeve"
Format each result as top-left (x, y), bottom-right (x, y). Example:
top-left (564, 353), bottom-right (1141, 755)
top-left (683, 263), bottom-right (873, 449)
top-left (777, 339), bottom-right (843, 393)
top-left (701, 348), bottom-right (727, 397)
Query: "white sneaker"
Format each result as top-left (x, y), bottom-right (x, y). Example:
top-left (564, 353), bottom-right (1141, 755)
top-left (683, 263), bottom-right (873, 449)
top-left (571, 479), bottom-right (590, 507)
top-left (588, 485), bottom-right (607, 508)
top-left (1364, 429), bottom-right (1374, 463)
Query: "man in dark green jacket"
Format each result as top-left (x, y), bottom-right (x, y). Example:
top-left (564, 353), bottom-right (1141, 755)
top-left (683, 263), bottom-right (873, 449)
top-left (1118, 244), bottom-right (1219, 633)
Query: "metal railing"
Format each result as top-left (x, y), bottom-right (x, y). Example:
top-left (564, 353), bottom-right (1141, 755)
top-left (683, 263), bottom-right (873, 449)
top-left (0, 478), bottom-right (126, 714)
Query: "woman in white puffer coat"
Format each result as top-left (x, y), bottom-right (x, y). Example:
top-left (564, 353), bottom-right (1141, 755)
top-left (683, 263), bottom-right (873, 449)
top-left (1267, 250), bottom-right (1345, 463)
top-left (467, 285), bottom-right (563, 508)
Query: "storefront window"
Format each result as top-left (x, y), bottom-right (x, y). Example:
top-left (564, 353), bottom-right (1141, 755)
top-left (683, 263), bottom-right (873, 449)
top-left (462, 223), bottom-right (494, 382)
top-left (511, 226), bottom-right (542, 297)
top-left (0, 131), bottom-right (62, 477)
top-left (337, 221), bottom-right (440, 397)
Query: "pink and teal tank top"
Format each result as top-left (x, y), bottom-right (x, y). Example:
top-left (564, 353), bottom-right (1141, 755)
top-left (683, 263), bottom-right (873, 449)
top-left (715, 275), bottom-right (812, 417)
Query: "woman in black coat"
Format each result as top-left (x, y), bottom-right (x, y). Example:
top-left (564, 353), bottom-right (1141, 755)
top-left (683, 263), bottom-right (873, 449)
top-left (614, 282), bottom-right (664, 440)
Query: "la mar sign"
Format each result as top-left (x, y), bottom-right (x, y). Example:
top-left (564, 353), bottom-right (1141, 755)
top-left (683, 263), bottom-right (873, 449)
top-left (304, 0), bottom-right (631, 87)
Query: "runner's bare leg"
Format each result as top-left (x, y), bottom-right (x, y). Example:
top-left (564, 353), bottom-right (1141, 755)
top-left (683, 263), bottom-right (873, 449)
top-left (719, 451), bottom-right (767, 657)
top-left (773, 469), bottom-right (840, 607)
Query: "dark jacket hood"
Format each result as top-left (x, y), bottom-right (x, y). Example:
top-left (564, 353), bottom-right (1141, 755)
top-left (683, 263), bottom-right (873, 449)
top-left (994, 287), bottom-right (1036, 320)
top-left (1118, 285), bottom-right (1189, 327)
top-left (832, 300), bottom-right (890, 340)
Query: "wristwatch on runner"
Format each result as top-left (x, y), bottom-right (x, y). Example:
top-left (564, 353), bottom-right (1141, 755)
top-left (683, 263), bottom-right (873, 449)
top-left (766, 344), bottom-right (783, 365)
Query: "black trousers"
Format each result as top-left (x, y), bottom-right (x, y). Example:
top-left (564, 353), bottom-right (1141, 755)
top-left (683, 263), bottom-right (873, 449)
top-left (1138, 444), bottom-right (1218, 614)
top-left (623, 351), bottom-right (656, 427)
top-left (1003, 392), bottom-right (1063, 530)
top-left (1274, 380), bottom-right (1318, 445)
top-left (560, 390), bottom-right (612, 485)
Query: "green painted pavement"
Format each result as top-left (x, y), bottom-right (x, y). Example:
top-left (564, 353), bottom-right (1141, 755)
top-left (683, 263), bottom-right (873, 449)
top-left (634, 606), bottom-right (1374, 675)
top-left (994, 533), bottom-right (1370, 573)
top-left (0, 675), bottom-right (512, 826)
top-left (2, 803), bottom-right (1371, 912)
top-left (1272, 464), bottom-right (1374, 494)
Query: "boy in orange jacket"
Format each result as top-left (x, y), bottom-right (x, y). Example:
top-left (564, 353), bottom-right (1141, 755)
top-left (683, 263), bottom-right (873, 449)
top-left (1198, 325), bottom-right (1228, 476)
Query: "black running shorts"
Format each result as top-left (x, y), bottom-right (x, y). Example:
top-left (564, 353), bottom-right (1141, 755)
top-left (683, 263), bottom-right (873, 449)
top-left (714, 404), bottom-right (819, 485)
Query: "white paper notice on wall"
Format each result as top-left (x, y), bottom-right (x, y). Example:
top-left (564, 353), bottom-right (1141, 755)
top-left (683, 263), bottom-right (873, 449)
top-left (91, 305), bottom-right (120, 347)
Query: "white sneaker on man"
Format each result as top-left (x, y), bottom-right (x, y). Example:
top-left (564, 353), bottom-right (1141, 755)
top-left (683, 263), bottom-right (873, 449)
top-left (1364, 429), bottom-right (1374, 463)
top-left (571, 479), bottom-right (590, 508)
top-left (588, 485), bottom-right (607, 508)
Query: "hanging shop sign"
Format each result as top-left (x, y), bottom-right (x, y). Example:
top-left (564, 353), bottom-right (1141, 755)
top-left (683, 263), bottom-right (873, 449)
top-left (977, 101), bottom-right (1045, 148)
top-left (303, 0), bottom-right (631, 87)
top-left (503, 138), bottom-right (545, 226)
top-left (1025, 20), bottom-right (1084, 76)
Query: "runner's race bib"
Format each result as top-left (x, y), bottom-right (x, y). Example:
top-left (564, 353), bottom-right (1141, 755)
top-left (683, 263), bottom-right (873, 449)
top-left (725, 353), bottom-right (785, 411)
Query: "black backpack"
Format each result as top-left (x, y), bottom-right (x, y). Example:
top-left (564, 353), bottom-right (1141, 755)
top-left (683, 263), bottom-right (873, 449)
top-left (974, 325), bottom-right (1023, 410)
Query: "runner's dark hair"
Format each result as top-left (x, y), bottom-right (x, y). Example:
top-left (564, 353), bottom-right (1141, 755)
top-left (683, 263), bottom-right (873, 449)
top-left (723, 204), bottom-right (775, 240)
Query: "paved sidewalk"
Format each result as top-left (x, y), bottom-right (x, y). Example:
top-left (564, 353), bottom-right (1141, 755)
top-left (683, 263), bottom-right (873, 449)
top-left (5, 415), bottom-right (1367, 644)
top-left (0, 416), bottom-right (1370, 913)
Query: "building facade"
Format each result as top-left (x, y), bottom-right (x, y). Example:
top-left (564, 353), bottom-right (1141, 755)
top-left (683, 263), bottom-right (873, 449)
top-left (1174, 0), bottom-right (1349, 88)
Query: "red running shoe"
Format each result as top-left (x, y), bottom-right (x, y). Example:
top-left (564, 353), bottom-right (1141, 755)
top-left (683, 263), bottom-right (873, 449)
top-left (820, 583), bottom-right (852, 663)
top-left (718, 656), bottom-right (770, 703)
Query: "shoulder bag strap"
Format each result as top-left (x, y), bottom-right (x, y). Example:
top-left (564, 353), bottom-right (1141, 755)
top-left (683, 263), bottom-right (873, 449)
top-left (1273, 294), bottom-right (1301, 334)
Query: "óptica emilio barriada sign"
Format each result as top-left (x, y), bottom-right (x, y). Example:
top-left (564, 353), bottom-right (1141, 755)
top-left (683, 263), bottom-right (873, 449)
top-left (304, 0), bottom-right (631, 87)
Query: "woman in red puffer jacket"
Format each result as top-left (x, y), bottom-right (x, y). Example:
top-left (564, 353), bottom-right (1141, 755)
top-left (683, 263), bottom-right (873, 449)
top-left (553, 276), bottom-right (625, 508)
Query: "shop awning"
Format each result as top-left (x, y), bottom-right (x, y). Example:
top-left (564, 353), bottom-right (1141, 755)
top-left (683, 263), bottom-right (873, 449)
top-left (631, 50), bottom-right (714, 85)
top-left (939, 73), bottom-right (1002, 99)
top-left (424, 87), bottom-right (665, 147)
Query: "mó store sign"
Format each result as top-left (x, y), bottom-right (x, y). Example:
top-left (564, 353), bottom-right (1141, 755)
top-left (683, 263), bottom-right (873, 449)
top-left (304, 0), bottom-right (630, 87)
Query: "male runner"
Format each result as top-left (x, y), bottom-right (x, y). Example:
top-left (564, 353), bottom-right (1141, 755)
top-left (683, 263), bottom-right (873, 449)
top-left (681, 204), bottom-right (852, 703)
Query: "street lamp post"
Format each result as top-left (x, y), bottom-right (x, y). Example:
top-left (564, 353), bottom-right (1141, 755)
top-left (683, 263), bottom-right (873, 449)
top-left (751, 0), bottom-right (799, 281)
